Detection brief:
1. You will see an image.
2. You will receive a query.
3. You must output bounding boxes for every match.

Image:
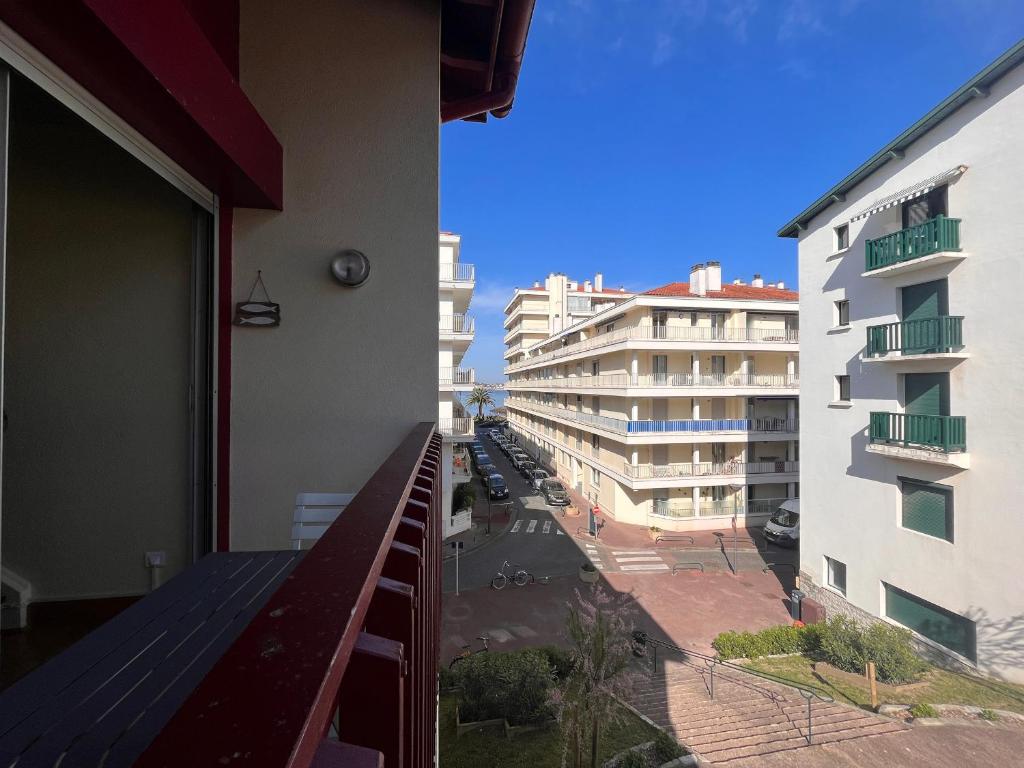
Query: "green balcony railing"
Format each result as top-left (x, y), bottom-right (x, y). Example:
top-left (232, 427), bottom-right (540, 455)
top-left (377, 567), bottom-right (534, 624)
top-left (869, 411), bottom-right (966, 453)
top-left (866, 316), bottom-right (964, 357)
top-left (865, 215), bottom-right (961, 272)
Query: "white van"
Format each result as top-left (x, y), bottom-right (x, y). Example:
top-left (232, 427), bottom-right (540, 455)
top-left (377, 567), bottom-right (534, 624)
top-left (763, 499), bottom-right (800, 547)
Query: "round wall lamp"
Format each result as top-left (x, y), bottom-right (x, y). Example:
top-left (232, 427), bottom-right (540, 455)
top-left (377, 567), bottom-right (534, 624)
top-left (330, 249), bottom-right (371, 287)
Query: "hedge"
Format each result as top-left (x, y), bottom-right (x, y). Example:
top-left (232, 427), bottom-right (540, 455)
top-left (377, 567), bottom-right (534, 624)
top-left (712, 616), bottom-right (926, 684)
top-left (449, 648), bottom-right (559, 726)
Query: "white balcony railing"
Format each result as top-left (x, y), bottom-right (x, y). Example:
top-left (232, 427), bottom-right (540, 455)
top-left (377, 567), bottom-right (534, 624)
top-left (625, 460), bottom-right (799, 480)
top-left (439, 262), bottom-right (475, 283)
top-left (439, 367), bottom-right (475, 386)
top-left (438, 417), bottom-right (474, 436)
top-left (652, 497), bottom-right (788, 519)
top-left (439, 314), bottom-right (474, 335)
top-left (506, 373), bottom-right (799, 390)
top-left (505, 399), bottom-right (797, 437)
top-left (507, 324), bottom-right (799, 373)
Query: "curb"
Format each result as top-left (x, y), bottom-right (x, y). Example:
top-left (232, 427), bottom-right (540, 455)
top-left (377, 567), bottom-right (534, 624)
top-left (878, 703), bottom-right (1024, 728)
top-left (442, 505), bottom-right (520, 563)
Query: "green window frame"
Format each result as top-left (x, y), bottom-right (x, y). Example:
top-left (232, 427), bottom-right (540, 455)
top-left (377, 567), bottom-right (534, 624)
top-left (900, 477), bottom-right (953, 542)
top-left (884, 583), bottom-right (976, 662)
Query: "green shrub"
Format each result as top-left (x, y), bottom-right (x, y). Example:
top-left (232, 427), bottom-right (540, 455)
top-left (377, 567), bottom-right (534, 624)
top-left (859, 623), bottom-right (927, 684)
top-left (438, 665), bottom-right (457, 691)
top-left (530, 645), bottom-right (576, 681)
top-left (452, 483), bottom-right (476, 513)
top-left (980, 708), bottom-right (1000, 721)
top-left (909, 703), bottom-right (938, 719)
top-left (451, 649), bottom-right (555, 726)
top-left (652, 730), bottom-right (685, 761)
top-left (814, 617), bottom-right (925, 684)
top-left (711, 626), bottom-right (803, 660)
top-left (617, 751), bottom-right (647, 768)
top-left (798, 620), bottom-right (826, 654)
top-left (818, 616), bottom-right (863, 673)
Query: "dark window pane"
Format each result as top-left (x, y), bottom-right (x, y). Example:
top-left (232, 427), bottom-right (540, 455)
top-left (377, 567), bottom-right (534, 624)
top-left (885, 583), bottom-right (975, 661)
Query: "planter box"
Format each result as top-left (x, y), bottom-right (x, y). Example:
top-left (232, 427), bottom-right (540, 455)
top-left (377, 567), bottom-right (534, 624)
top-left (579, 564), bottom-right (599, 583)
top-left (455, 707), bottom-right (555, 739)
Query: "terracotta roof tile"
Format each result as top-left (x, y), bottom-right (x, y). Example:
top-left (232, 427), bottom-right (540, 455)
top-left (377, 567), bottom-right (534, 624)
top-left (645, 282), bottom-right (798, 301)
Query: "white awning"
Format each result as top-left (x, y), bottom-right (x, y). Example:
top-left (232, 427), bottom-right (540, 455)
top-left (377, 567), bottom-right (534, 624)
top-left (850, 165), bottom-right (967, 222)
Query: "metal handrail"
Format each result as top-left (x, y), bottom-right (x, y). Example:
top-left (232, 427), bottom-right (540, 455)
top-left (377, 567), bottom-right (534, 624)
top-left (636, 632), bottom-right (833, 745)
top-left (671, 562), bottom-right (704, 574)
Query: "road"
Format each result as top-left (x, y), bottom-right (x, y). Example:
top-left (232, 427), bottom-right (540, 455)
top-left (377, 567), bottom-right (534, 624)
top-left (443, 429), bottom-right (586, 592)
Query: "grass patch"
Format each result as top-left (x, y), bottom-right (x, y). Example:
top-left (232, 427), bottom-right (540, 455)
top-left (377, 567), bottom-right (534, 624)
top-left (908, 703), bottom-right (938, 719)
top-left (439, 694), bottom-right (662, 768)
top-left (742, 654), bottom-right (1024, 714)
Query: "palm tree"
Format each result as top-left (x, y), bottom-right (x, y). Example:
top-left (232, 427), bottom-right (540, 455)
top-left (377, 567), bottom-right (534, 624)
top-left (464, 386), bottom-right (495, 420)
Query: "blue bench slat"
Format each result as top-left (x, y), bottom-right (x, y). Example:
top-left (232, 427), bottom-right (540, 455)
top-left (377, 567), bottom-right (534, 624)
top-left (0, 551), bottom-right (302, 768)
top-left (0, 552), bottom-right (240, 735)
top-left (64, 551), bottom-right (302, 768)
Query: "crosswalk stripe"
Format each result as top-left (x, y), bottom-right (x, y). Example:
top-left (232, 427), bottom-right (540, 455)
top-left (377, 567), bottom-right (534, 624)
top-left (526, 520), bottom-right (537, 534)
top-left (612, 550), bottom-right (657, 555)
top-left (511, 520), bottom-right (521, 533)
top-left (543, 521), bottom-right (551, 534)
top-left (615, 556), bottom-right (664, 563)
top-left (556, 529), bottom-right (566, 535)
top-left (619, 564), bottom-right (671, 572)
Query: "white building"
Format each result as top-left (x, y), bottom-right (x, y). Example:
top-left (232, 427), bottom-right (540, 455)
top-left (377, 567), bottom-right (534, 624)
top-left (439, 232), bottom-right (476, 537)
top-left (504, 273), bottom-right (634, 366)
top-left (505, 263), bottom-right (799, 530)
top-left (778, 41), bottom-right (1024, 682)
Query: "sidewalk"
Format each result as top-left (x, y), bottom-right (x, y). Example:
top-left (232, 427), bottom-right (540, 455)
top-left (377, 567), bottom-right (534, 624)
top-left (562, 485), bottom-right (765, 551)
top-left (442, 483), bottom-right (516, 561)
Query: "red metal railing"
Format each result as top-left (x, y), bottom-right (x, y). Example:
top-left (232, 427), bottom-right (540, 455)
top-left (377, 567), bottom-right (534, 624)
top-left (137, 422), bottom-right (442, 768)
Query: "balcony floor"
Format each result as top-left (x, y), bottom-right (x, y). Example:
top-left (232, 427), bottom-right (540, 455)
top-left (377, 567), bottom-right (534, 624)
top-left (861, 250), bottom-right (967, 278)
top-left (867, 442), bottom-right (970, 469)
top-left (862, 351), bottom-right (969, 369)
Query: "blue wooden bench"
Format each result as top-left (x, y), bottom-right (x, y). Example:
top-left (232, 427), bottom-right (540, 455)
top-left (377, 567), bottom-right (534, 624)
top-left (0, 550), bottom-right (303, 768)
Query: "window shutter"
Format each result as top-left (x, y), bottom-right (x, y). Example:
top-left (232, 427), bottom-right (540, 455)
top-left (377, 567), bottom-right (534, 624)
top-left (885, 584), bottom-right (975, 661)
top-left (901, 481), bottom-right (952, 541)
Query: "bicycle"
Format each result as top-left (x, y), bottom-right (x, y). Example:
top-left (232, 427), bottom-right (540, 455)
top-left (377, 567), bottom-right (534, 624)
top-left (491, 559), bottom-right (533, 590)
top-left (449, 635), bottom-right (489, 668)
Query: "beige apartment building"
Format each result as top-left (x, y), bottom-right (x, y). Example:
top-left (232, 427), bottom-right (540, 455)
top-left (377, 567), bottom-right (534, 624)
top-left (503, 272), bottom-right (634, 365)
top-left (505, 263), bottom-right (800, 531)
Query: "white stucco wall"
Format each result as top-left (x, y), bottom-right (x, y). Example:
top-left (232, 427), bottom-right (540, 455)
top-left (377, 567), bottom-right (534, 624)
top-left (231, 0), bottom-right (439, 551)
top-left (796, 63), bottom-right (1024, 681)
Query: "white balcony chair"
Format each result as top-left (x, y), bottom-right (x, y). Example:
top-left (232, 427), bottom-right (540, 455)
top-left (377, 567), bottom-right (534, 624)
top-left (292, 492), bottom-right (355, 550)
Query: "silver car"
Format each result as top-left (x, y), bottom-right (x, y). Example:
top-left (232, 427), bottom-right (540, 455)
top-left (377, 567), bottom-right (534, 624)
top-left (530, 469), bottom-right (550, 490)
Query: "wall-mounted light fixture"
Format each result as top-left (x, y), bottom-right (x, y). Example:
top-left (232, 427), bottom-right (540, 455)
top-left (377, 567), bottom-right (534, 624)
top-left (330, 249), bottom-right (371, 287)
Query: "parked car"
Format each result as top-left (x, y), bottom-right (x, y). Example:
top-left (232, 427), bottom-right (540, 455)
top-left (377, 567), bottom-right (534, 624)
top-left (487, 474), bottom-right (509, 500)
top-left (529, 469), bottom-right (550, 490)
top-left (477, 463), bottom-right (497, 480)
top-left (540, 479), bottom-right (570, 506)
top-left (518, 460), bottom-right (537, 478)
top-left (510, 453), bottom-right (530, 470)
top-left (763, 499), bottom-right (800, 547)
top-left (471, 453), bottom-right (492, 469)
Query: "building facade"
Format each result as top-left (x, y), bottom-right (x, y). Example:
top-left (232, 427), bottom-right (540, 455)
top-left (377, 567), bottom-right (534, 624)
top-left (503, 272), bottom-right (634, 366)
top-left (439, 231), bottom-right (476, 536)
top-left (505, 263), bottom-right (799, 531)
top-left (778, 41), bottom-right (1024, 682)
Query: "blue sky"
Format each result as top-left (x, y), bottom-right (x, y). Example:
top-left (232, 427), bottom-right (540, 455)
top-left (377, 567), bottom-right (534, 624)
top-left (442, 0), bottom-right (1024, 390)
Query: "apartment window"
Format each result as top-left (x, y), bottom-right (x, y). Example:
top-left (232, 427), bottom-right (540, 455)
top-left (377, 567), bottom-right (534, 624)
top-left (591, 433), bottom-right (600, 452)
top-left (885, 583), bottom-right (975, 661)
top-left (835, 375), bottom-right (851, 402)
top-left (900, 478), bottom-right (953, 542)
top-left (591, 360), bottom-right (600, 377)
top-left (592, 396), bottom-right (600, 415)
top-left (652, 490), bottom-right (670, 516)
top-left (835, 299), bottom-right (850, 327)
top-left (825, 556), bottom-right (847, 596)
top-left (591, 466), bottom-right (602, 488)
top-left (835, 224), bottom-right (849, 252)
top-left (576, 429), bottom-right (583, 450)
top-left (604, 323), bottom-right (615, 333)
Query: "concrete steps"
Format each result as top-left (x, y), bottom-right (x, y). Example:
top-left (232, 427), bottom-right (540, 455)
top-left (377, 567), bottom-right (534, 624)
top-left (627, 661), bottom-right (907, 764)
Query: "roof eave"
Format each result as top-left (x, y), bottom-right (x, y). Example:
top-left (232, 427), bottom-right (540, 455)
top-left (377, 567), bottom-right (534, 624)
top-left (777, 38), bottom-right (1024, 238)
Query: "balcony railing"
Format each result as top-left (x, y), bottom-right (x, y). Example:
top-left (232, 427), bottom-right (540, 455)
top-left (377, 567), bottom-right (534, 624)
top-left (506, 323), bottom-right (798, 373)
top-left (865, 215), bottom-right (961, 272)
top-left (625, 460), bottom-right (799, 480)
top-left (507, 399), bottom-right (797, 436)
top-left (137, 424), bottom-right (442, 767)
top-left (507, 372), bottom-right (799, 390)
top-left (866, 316), bottom-right (963, 357)
top-left (439, 313), bottom-right (474, 335)
top-left (652, 497), bottom-right (788, 519)
top-left (439, 262), bottom-right (475, 282)
top-left (869, 411), bottom-right (966, 453)
top-left (438, 417), bottom-right (474, 436)
top-left (439, 367), bottom-right (475, 386)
